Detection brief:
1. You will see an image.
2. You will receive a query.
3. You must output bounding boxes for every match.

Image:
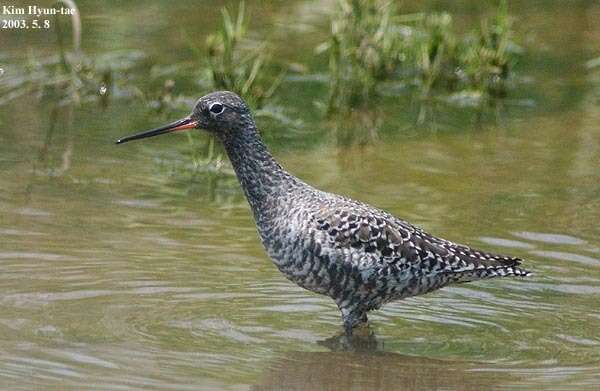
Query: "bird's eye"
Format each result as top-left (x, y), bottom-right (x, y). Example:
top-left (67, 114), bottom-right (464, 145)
top-left (209, 102), bottom-right (224, 115)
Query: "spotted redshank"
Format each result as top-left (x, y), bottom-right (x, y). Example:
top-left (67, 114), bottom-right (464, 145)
top-left (117, 91), bottom-right (531, 336)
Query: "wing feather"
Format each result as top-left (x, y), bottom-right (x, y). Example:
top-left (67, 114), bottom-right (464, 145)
top-left (312, 205), bottom-right (526, 277)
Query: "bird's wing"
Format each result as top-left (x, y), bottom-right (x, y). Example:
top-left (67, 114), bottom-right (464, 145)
top-left (312, 204), bottom-right (528, 277)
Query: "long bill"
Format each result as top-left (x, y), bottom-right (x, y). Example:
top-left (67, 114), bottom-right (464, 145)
top-left (116, 117), bottom-right (198, 144)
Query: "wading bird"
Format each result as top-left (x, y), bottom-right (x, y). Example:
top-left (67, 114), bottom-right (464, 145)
top-left (117, 91), bottom-right (531, 336)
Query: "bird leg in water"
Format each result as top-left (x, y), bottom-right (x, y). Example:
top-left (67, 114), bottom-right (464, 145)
top-left (342, 308), bottom-right (368, 337)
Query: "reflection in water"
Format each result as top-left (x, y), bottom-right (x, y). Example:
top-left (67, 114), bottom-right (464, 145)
top-left (317, 329), bottom-right (380, 352)
top-left (254, 333), bottom-right (515, 391)
top-left (26, 103), bottom-right (74, 196)
top-left (329, 108), bottom-right (382, 148)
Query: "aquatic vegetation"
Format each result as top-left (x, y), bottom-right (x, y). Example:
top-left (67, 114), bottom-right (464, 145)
top-left (158, 2), bottom-right (289, 115)
top-left (413, 12), bottom-right (459, 98)
top-left (202, 1), bottom-right (284, 108)
top-left (319, 0), bottom-right (412, 113)
top-left (170, 1), bottom-right (295, 173)
top-left (460, 0), bottom-right (518, 100)
top-left (321, 0), bottom-right (523, 114)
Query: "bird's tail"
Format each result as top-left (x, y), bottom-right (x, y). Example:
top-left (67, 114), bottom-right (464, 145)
top-left (451, 258), bottom-right (532, 283)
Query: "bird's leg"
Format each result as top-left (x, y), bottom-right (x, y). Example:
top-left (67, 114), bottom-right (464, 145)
top-left (341, 307), bottom-right (366, 338)
top-left (344, 321), bottom-right (354, 337)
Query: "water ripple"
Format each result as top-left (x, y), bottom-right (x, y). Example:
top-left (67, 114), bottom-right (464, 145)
top-left (531, 250), bottom-right (600, 267)
top-left (513, 231), bottom-right (587, 245)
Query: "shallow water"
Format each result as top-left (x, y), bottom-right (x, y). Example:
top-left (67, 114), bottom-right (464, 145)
top-left (1, 1), bottom-right (600, 389)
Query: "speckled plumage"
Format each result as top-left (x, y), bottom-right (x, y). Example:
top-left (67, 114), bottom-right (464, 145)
top-left (119, 91), bottom-right (532, 335)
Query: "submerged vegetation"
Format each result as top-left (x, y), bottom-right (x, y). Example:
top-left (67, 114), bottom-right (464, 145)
top-left (322, 0), bottom-right (522, 113)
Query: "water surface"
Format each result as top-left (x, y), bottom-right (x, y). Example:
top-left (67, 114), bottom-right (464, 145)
top-left (1, 1), bottom-right (599, 389)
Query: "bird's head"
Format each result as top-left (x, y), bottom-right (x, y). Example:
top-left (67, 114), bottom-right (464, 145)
top-left (116, 91), bottom-right (253, 144)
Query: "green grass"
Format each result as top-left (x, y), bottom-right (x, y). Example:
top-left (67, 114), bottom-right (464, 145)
top-left (414, 12), bottom-right (458, 98)
top-left (176, 1), bottom-right (291, 173)
top-left (319, 0), bottom-right (411, 113)
top-left (461, 0), bottom-right (517, 99)
top-left (203, 1), bottom-right (284, 109)
top-left (321, 0), bottom-right (522, 114)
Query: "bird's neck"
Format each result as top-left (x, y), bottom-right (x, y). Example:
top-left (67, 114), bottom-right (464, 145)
top-left (219, 126), bottom-right (295, 218)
